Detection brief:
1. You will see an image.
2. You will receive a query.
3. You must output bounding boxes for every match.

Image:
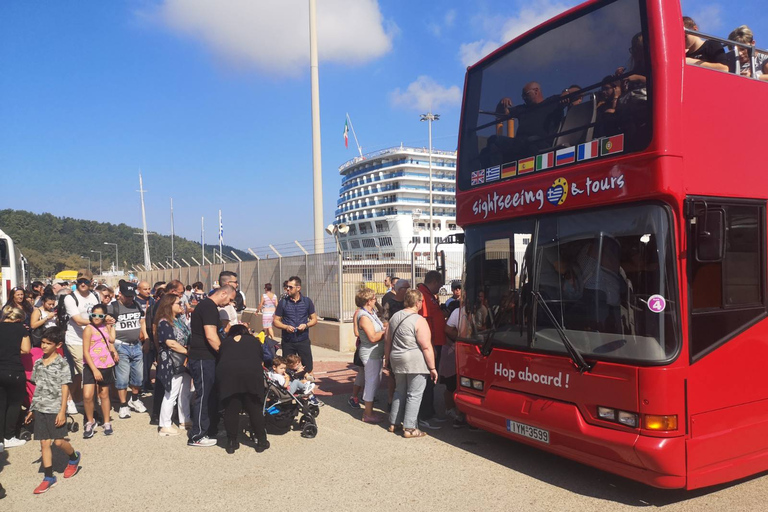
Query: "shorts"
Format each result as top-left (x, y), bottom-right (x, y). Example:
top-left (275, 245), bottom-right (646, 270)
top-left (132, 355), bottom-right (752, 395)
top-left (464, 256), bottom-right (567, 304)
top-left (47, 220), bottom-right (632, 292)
top-left (440, 374), bottom-right (457, 393)
top-left (82, 365), bottom-right (116, 386)
top-left (63, 343), bottom-right (84, 376)
top-left (115, 343), bottom-right (144, 390)
top-left (33, 411), bottom-right (68, 440)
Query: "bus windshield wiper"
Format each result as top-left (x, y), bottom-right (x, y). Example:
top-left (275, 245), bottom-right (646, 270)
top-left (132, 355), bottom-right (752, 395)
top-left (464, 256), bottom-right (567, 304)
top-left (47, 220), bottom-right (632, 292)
top-left (480, 326), bottom-right (497, 357)
top-left (532, 291), bottom-right (593, 373)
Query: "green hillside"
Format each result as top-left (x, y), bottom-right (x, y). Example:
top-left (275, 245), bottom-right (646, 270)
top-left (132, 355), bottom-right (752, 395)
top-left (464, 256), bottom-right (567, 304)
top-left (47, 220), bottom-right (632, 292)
top-left (0, 209), bottom-right (253, 278)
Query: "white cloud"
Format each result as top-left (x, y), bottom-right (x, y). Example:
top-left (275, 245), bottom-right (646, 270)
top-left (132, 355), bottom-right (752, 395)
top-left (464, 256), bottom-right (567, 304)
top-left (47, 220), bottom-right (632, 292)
top-left (428, 9), bottom-right (457, 37)
top-left (687, 4), bottom-right (724, 33)
top-left (458, 1), bottom-right (578, 67)
top-left (156, 0), bottom-right (395, 77)
top-left (390, 76), bottom-right (462, 111)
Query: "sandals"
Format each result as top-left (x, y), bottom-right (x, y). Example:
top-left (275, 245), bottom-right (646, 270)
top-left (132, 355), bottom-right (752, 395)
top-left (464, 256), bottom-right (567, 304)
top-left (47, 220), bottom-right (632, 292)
top-left (403, 428), bottom-right (427, 438)
top-left (362, 413), bottom-right (385, 424)
top-left (387, 424), bottom-right (403, 433)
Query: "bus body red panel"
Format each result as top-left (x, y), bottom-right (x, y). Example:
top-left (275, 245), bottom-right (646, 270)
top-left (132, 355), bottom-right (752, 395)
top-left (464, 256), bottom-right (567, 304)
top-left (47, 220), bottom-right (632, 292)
top-left (456, 342), bottom-right (688, 487)
top-left (454, 0), bottom-right (768, 490)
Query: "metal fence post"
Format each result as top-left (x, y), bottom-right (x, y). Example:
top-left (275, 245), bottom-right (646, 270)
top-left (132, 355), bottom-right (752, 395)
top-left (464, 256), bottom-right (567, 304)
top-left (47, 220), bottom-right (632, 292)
top-left (338, 249), bottom-right (344, 321)
top-left (305, 253), bottom-right (310, 298)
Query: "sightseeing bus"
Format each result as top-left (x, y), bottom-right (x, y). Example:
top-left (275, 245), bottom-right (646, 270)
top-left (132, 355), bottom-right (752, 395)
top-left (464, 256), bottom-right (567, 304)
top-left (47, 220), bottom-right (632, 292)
top-left (0, 228), bottom-right (29, 305)
top-left (453, 0), bottom-right (768, 490)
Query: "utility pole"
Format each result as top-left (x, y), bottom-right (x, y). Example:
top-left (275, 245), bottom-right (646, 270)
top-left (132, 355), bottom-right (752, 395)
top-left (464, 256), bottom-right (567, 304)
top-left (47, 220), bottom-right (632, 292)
top-left (309, 0), bottom-right (324, 254)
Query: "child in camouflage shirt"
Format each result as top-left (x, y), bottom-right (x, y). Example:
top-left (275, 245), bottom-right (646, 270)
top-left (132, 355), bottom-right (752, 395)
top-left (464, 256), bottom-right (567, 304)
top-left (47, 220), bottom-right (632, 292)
top-left (26, 327), bottom-right (82, 495)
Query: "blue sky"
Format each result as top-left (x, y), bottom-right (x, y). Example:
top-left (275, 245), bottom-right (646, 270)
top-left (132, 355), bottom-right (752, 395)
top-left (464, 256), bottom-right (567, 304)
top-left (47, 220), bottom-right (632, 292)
top-left (0, 0), bottom-right (761, 256)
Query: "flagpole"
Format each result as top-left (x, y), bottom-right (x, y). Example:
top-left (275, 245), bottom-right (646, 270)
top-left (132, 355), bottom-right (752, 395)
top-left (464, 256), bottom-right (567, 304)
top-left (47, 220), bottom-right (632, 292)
top-left (201, 216), bottom-right (205, 265)
top-left (218, 209), bottom-right (223, 264)
top-left (170, 197), bottom-right (175, 265)
top-left (346, 113), bottom-right (364, 158)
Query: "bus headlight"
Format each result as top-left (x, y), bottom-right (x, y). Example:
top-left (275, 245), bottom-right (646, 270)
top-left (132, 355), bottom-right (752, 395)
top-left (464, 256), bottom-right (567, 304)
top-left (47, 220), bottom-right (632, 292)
top-left (617, 410), bottom-right (639, 428)
top-left (459, 376), bottom-right (484, 391)
top-left (597, 406), bottom-right (616, 421)
top-left (643, 414), bottom-right (678, 431)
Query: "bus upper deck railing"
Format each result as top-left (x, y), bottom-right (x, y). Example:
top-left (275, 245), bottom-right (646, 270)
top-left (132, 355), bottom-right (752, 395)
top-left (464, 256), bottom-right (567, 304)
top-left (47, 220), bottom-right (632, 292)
top-left (685, 29), bottom-right (768, 80)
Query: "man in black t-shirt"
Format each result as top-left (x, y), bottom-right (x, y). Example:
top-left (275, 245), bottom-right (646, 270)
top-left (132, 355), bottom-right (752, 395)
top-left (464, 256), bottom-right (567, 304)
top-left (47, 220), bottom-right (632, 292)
top-left (684, 16), bottom-right (728, 72)
top-left (186, 285), bottom-right (236, 447)
top-left (382, 279), bottom-right (410, 321)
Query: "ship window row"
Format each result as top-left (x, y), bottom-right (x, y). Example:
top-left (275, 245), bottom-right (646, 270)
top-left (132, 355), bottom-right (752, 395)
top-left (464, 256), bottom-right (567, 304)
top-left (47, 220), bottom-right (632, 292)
top-left (411, 236), bottom-right (445, 244)
top-left (342, 157), bottom-right (456, 184)
top-left (340, 183), bottom-right (456, 202)
top-left (337, 209), bottom-right (456, 222)
top-left (341, 170), bottom-right (455, 192)
top-left (336, 197), bottom-right (457, 214)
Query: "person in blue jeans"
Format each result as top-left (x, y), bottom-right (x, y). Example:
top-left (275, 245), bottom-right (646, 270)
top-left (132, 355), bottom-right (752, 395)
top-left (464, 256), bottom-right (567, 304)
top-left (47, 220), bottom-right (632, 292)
top-left (108, 280), bottom-right (148, 419)
top-left (186, 285), bottom-right (235, 447)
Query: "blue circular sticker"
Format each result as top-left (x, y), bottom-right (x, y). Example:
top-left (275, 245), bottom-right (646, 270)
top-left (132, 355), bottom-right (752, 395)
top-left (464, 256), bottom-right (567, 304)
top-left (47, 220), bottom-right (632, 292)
top-left (648, 294), bottom-right (666, 313)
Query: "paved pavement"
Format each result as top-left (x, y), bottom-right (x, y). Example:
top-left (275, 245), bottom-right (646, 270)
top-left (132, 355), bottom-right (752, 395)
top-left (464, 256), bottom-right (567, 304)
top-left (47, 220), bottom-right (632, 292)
top-left (1, 347), bottom-right (767, 510)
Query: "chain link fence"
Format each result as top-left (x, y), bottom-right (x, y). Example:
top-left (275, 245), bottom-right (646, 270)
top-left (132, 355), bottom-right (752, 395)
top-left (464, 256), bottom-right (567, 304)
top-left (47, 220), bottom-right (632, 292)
top-left (136, 249), bottom-right (464, 322)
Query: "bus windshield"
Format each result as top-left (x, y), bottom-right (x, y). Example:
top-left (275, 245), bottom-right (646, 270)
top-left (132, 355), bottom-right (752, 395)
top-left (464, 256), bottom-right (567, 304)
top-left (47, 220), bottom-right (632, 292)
top-left (458, 0), bottom-right (651, 190)
top-left (461, 203), bottom-right (679, 364)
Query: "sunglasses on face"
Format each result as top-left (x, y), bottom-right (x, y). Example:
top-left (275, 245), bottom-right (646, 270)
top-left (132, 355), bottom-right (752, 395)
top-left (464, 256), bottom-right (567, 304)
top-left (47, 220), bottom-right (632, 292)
top-left (287, 285), bottom-right (298, 290)
top-left (90, 313), bottom-right (106, 319)
top-left (77, 279), bottom-right (91, 286)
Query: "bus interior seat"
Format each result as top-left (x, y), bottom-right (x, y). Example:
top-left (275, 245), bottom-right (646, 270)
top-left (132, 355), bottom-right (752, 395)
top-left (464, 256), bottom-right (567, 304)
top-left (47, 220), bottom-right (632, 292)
top-left (552, 93), bottom-right (596, 149)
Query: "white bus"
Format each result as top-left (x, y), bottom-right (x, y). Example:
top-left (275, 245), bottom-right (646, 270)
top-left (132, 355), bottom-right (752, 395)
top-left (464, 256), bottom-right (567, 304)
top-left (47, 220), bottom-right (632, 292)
top-left (0, 228), bottom-right (29, 305)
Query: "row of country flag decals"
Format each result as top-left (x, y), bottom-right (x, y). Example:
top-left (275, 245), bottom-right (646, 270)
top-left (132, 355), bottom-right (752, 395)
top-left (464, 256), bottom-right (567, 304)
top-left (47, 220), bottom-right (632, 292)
top-left (470, 134), bottom-right (625, 186)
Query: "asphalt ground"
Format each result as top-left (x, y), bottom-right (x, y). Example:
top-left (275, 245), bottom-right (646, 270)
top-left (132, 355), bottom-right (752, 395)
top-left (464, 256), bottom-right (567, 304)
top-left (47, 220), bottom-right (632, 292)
top-left (1, 346), bottom-right (766, 510)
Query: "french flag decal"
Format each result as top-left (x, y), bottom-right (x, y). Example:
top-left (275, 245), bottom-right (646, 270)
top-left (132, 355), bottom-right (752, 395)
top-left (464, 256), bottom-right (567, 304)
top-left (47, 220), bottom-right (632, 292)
top-left (577, 140), bottom-right (600, 161)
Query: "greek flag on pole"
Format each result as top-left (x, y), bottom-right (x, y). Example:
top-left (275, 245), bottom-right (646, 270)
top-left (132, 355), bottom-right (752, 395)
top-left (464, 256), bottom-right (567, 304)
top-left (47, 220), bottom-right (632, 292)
top-left (219, 211), bottom-right (223, 245)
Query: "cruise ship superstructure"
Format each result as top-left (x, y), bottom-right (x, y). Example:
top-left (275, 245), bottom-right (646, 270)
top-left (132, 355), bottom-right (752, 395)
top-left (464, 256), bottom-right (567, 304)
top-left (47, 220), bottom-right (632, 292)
top-left (335, 145), bottom-right (461, 257)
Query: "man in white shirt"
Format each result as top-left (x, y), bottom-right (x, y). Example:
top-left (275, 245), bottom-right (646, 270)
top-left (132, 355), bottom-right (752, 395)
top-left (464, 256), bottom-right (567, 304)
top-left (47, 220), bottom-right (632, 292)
top-left (62, 269), bottom-right (99, 410)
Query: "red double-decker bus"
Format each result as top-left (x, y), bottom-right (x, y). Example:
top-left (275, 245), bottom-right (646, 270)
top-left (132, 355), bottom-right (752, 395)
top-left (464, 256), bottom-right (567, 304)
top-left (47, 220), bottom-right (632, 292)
top-left (453, 0), bottom-right (768, 489)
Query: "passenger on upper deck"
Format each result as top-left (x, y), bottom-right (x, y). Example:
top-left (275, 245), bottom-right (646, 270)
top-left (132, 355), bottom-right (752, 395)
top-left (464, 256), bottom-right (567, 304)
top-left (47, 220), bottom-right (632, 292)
top-left (728, 25), bottom-right (768, 80)
top-left (486, 82), bottom-right (563, 163)
top-left (559, 85), bottom-right (584, 110)
top-left (684, 17), bottom-right (729, 72)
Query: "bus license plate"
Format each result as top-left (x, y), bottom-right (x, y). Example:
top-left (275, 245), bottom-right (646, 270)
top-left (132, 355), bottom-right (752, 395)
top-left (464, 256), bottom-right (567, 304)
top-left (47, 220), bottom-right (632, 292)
top-left (506, 420), bottom-right (549, 444)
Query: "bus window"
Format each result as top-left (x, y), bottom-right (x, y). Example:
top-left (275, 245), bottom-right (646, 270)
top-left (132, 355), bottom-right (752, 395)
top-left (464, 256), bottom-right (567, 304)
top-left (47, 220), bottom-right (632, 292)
top-left (689, 201), bottom-right (766, 359)
top-left (458, 0), bottom-right (651, 190)
top-left (461, 203), bottom-right (679, 363)
top-left (0, 238), bottom-right (9, 267)
top-left (461, 219), bottom-right (535, 349)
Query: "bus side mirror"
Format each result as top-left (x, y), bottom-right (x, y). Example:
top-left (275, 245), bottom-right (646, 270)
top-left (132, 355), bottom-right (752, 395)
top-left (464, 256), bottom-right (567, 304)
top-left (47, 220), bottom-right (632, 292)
top-left (695, 208), bottom-right (725, 262)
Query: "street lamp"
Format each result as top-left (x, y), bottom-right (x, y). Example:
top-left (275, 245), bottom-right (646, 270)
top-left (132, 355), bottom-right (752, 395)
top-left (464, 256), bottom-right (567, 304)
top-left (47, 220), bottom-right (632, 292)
top-left (81, 256), bottom-right (91, 273)
top-left (90, 250), bottom-right (102, 275)
top-left (104, 242), bottom-right (118, 273)
top-left (325, 223), bottom-right (350, 253)
top-left (420, 112), bottom-right (440, 259)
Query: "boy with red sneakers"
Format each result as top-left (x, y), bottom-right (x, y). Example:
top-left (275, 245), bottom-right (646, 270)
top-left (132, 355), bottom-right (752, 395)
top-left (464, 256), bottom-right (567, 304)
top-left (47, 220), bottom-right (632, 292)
top-left (26, 327), bottom-right (82, 494)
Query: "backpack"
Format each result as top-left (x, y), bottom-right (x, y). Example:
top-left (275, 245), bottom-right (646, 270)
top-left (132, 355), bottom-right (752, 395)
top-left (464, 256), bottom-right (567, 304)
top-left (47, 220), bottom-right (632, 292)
top-left (56, 291), bottom-right (98, 327)
top-left (234, 291), bottom-right (246, 312)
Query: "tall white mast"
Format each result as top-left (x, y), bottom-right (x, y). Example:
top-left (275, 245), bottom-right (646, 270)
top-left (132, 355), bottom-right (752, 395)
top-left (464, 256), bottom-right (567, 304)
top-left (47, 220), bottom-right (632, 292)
top-left (170, 198), bottom-right (175, 265)
top-left (218, 209), bottom-right (223, 263)
top-left (139, 172), bottom-right (151, 269)
top-left (201, 216), bottom-right (205, 264)
top-left (346, 112), bottom-right (364, 158)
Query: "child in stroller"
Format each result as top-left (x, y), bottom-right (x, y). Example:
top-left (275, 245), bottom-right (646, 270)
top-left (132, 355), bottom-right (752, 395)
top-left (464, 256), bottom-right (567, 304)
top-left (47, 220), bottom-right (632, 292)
top-left (264, 357), bottom-right (319, 438)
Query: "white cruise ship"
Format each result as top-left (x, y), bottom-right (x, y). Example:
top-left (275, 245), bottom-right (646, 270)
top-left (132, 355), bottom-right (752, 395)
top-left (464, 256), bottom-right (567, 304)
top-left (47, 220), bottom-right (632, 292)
top-left (334, 145), bottom-right (461, 257)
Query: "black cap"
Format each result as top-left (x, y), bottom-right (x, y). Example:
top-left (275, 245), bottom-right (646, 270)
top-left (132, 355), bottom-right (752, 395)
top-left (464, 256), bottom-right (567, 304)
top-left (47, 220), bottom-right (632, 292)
top-left (119, 279), bottom-right (136, 297)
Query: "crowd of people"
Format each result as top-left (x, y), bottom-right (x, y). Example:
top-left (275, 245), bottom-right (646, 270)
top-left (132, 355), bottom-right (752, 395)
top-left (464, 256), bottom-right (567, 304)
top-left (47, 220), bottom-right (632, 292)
top-left (0, 269), bottom-right (322, 494)
top-left (348, 271), bottom-right (469, 438)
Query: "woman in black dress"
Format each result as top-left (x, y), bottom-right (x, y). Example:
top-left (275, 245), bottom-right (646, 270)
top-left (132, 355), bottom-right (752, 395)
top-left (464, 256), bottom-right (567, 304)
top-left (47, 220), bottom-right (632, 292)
top-left (216, 324), bottom-right (268, 454)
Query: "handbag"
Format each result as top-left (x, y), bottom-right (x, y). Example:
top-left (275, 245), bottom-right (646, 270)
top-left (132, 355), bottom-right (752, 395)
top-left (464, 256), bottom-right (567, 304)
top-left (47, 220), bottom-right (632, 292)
top-left (168, 318), bottom-right (190, 374)
top-left (353, 338), bottom-right (364, 367)
top-left (31, 309), bottom-right (46, 347)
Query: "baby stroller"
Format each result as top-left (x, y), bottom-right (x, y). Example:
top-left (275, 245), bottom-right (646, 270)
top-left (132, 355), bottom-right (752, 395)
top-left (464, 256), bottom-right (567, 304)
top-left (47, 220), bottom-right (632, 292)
top-left (262, 372), bottom-right (319, 439)
top-left (19, 347), bottom-right (79, 441)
